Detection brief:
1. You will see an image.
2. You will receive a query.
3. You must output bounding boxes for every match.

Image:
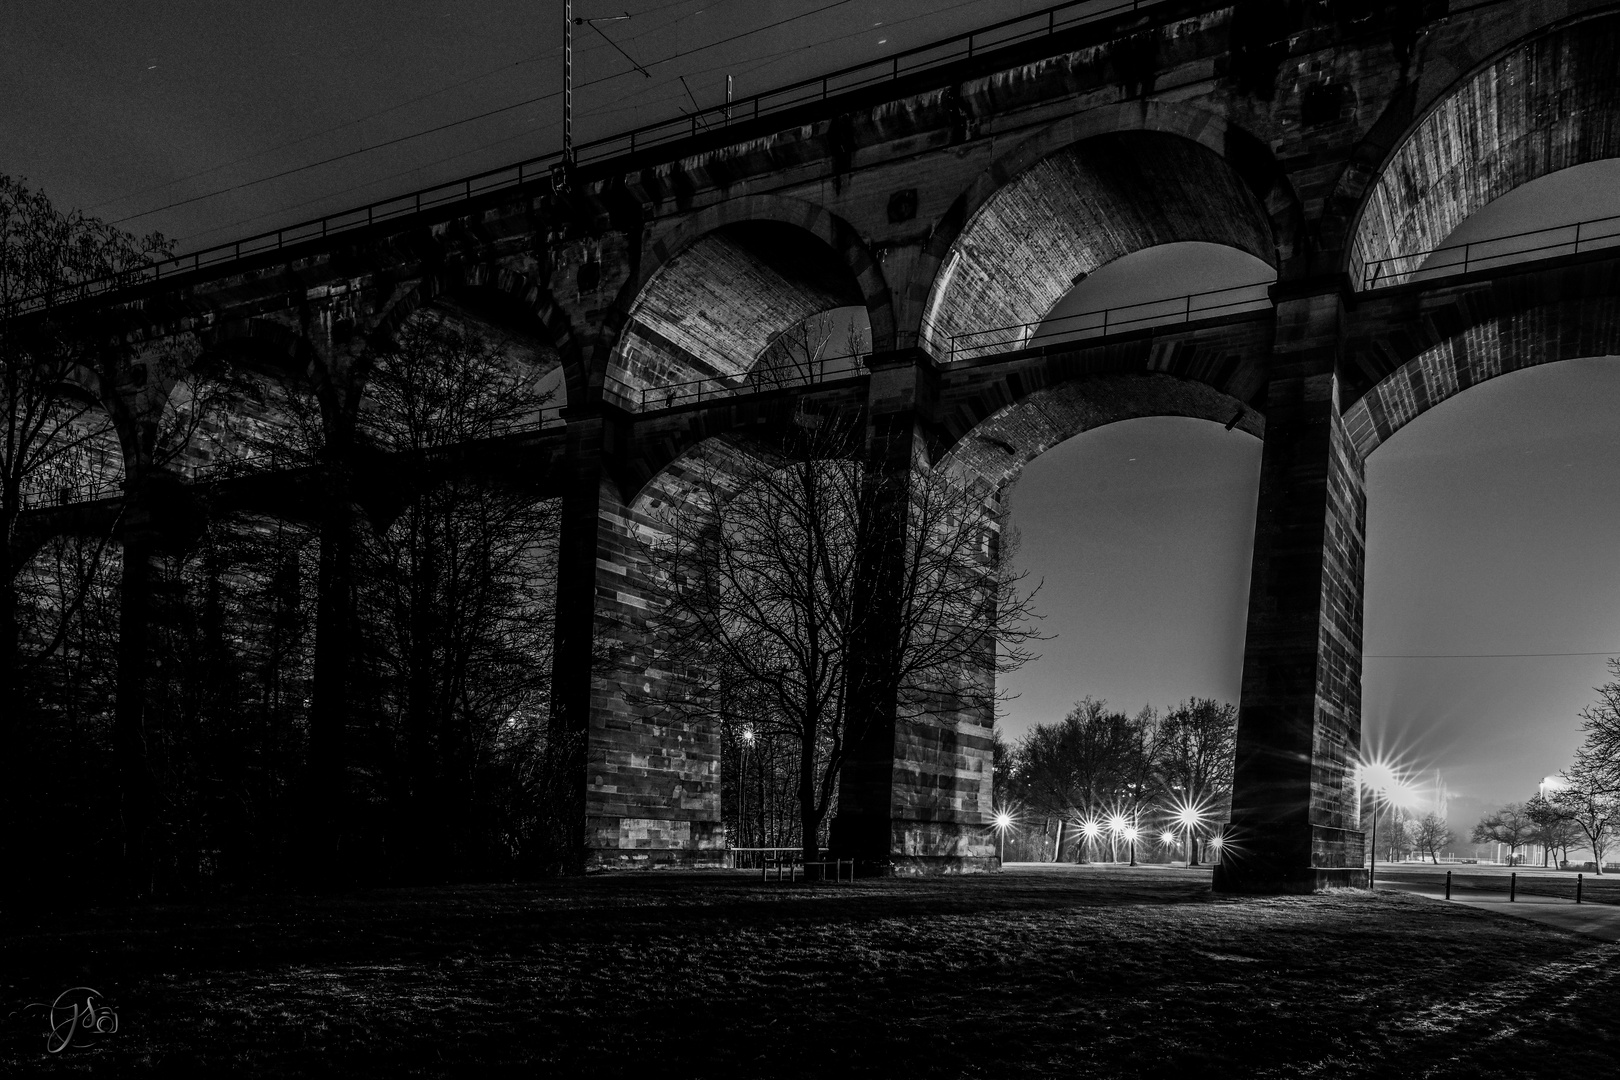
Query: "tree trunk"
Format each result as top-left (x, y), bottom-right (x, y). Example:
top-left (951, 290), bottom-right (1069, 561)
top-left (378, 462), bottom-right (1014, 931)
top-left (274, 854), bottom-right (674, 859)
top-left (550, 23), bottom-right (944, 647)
top-left (114, 531), bottom-right (155, 898)
top-left (800, 720), bottom-right (821, 874)
top-left (0, 542), bottom-right (17, 725)
top-left (306, 497), bottom-right (355, 886)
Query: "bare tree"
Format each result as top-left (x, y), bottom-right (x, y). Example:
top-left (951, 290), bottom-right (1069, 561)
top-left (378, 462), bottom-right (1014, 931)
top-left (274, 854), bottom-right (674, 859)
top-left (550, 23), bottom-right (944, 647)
top-left (646, 400), bottom-right (1041, 866)
top-left (355, 317), bottom-right (565, 877)
top-left (1, 173), bottom-right (166, 707)
top-left (1156, 697), bottom-right (1237, 863)
top-left (1571, 658), bottom-right (1620, 795)
top-left (1554, 761), bottom-right (1617, 874)
top-left (1015, 698), bottom-right (1143, 861)
top-left (1411, 813), bottom-right (1455, 864)
top-left (1525, 793), bottom-right (1581, 868)
top-left (1472, 803), bottom-right (1537, 865)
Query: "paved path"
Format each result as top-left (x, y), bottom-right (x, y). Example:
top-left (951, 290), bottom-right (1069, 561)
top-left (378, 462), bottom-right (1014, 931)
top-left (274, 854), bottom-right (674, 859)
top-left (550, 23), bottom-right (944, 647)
top-left (1380, 880), bottom-right (1620, 941)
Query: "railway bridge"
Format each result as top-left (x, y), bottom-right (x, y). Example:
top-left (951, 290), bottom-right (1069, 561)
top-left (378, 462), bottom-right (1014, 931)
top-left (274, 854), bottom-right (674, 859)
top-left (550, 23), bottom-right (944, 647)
top-left (18, 0), bottom-right (1620, 889)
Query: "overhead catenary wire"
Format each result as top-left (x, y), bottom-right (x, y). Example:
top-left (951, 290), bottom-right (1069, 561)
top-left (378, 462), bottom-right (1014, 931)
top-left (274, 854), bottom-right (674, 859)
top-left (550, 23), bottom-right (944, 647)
top-left (166, 0), bottom-right (994, 248)
top-left (108, 0), bottom-right (865, 228)
top-left (81, 0), bottom-right (706, 214)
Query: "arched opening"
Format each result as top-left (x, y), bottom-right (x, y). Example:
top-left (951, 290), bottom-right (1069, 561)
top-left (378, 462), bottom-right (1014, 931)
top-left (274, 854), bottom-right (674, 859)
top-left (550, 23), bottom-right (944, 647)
top-left (936, 375), bottom-right (1262, 864)
top-left (1352, 10), bottom-right (1620, 289)
top-left (345, 303), bottom-right (564, 879)
top-left (1361, 357), bottom-right (1620, 862)
top-left (923, 131), bottom-right (1276, 361)
top-left (1031, 242), bottom-right (1275, 348)
top-left (611, 221), bottom-right (873, 410)
top-left (19, 397), bottom-right (125, 506)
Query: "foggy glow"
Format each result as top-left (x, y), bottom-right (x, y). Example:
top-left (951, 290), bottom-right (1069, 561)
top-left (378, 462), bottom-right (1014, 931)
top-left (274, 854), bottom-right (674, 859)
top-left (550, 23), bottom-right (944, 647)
top-left (1356, 755), bottom-right (1425, 810)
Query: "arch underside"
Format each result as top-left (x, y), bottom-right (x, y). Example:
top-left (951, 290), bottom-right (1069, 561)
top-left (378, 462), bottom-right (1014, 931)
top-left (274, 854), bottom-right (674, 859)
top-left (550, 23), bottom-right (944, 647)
top-left (937, 373), bottom-right (1265, 506)
top-left (611, 222), bottom-right (865, 409)
top-left (1353, 11), bottom-right (1620, 288)
top-left (923, 132), bottom-right (1275, 361)
top-left (1344, 293), bottom-right (1620, 458)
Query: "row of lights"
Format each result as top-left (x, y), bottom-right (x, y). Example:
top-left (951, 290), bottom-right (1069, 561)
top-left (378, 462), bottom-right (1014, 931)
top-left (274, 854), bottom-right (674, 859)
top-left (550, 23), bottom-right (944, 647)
top-left (990, 799), bottom-right (1224, 865)
top-left (989, 755), bottom-right (1428, 868)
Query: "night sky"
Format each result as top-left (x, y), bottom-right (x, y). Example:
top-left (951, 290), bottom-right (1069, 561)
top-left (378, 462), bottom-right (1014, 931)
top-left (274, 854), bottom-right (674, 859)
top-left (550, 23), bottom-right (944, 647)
top-left (5, 2), bottom-right (1617, 826)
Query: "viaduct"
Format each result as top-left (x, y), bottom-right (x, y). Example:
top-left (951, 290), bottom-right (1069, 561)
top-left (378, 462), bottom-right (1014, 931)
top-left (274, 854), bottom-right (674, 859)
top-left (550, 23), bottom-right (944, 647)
top-left (17, 0), bottom-right (1620, 891)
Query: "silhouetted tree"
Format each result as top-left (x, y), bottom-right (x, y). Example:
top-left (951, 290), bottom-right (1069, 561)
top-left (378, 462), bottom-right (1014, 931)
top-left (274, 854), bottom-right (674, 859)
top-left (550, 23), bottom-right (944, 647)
top-left (1156, 697), bottom-right (1237, 862)
top-left (354, 317), bottom-right (564, 879)
top-left (1553, 762), bottom-right (1616, 874)
top-left (1472, 803), bottom-right (1536, 865)
top-left (1411, 813), bottom-right (1455, 864)
top-left (1571, 658), bottom-right (1620, 794)
top-left (1525, 793), bottom-right (1581, 868)
top-left (646, 399), bottom-right (1041, 867)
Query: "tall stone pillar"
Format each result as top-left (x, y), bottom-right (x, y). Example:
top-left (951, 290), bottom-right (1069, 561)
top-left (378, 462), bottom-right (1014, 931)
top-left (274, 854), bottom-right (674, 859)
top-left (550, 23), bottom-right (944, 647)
top-left (1214, 286), bottom-right (1366, 894)
top-left (549, 413), bottom-right (725, 868)
top-left (830, 350), bottom-right (996, 875)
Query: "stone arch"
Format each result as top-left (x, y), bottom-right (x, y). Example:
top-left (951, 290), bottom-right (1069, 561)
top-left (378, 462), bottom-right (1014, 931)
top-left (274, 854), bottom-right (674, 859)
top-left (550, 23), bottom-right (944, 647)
top-left (915, 102), bottom-right (1296, 358)
top-left (583, 430), bottom-right (805, 864)
top-left (936, 374), bottom-right (1264, 507)
top-left (1343, 272), bottom-right (1620, 458)
top-left (376, 262), bottom-right (582, 412)
top-left (175, 318), bottom-right (331, 478)
top-left (602, 195), bottom-right (893, 411)
top-left (1348, 8), bottom-right (1620, 289)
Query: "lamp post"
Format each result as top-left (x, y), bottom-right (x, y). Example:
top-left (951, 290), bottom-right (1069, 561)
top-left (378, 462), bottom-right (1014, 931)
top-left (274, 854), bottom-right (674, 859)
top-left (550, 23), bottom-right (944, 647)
top-left (993, 810), bottom-right (1013, 863)
top-left (1080, 818), bottom-right (1101, 864)
top-left (1359, 758), bottom-right (1408, 890)
top-left (740, 727), bottom-right (754, 848)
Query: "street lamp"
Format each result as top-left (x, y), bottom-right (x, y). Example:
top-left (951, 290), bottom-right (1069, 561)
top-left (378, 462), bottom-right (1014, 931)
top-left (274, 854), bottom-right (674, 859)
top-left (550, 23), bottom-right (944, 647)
top-left (740, 727), bottom-right (755, 847)
top-left (1172, 802), bottom-right (1208, 867)
top-left (1358, 757), bottom-right (1413, 889)
top-left (993, 809), bottom-right (1013, 863)
top-left (1123, 825), bottom-right (1139, 867)
top-left (1079, 817), bottom-right (1102, 864)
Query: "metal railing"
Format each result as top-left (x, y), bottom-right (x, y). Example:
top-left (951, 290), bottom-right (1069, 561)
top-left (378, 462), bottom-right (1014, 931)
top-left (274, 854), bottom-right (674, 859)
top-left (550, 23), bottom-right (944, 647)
top-left (1360, 210), bottom-right (1620, 290)
top-left (18, 477), bottom-right (125, 510)
top-left (9, 1), bottom-right (1173, 318)
top-left (729, 847), bottom-right (853, 882)
top-left (638, 351), bottom-right (867, 410)
top-left (6, 0), bottom-right (1538, 319)
top-left (943, 279), bottom-right (1274, 363)
top-left (580, 0), bottom-right (1161, 159)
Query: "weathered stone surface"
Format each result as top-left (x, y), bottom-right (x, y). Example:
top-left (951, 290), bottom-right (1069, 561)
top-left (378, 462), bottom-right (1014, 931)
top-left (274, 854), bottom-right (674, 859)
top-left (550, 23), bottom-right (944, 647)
top-left (20, 0), bottom-right (1617, 886)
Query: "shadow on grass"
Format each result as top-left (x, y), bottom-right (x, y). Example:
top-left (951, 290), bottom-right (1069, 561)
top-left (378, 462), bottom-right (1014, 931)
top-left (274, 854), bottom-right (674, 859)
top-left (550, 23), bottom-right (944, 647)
top-left (4, 867), bottom-right (1618, 1078)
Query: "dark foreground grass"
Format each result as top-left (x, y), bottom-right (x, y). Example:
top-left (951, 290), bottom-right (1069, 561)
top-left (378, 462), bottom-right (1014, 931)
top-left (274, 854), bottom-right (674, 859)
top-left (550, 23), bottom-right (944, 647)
top-left (4, 866), bottom-right (1618, 1078)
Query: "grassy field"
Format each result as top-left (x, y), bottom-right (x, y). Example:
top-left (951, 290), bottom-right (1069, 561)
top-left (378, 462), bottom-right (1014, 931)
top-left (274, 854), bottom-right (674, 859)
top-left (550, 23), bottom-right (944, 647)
top-left (4, 865), bottom-right (1619, 1077)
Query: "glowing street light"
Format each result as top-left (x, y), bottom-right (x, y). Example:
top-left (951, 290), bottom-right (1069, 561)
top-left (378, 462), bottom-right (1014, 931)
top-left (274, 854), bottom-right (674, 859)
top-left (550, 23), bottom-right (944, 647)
top-left (1358, 756), bottom-right (1418, 889)
top-left (992, 809), bottom-right (1014, 863)
top-left (1079, 817), bottom-right (1102, 864)
top-left (1170, 800), bottom-right (1212, 867)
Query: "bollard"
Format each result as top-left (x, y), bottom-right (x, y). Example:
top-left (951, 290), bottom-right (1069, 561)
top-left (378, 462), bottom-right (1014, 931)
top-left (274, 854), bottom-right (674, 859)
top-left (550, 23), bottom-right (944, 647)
top-left (1510, 871), bottom-right (1516, 902)
top-left (1578, 873), bottom-right (1584, 904)
top-left (1445, 870), bottom-right (1452, 900)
